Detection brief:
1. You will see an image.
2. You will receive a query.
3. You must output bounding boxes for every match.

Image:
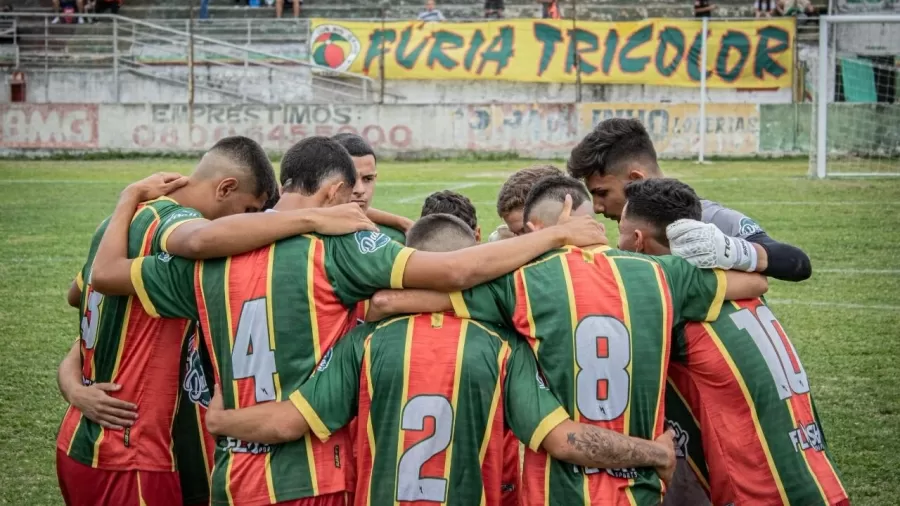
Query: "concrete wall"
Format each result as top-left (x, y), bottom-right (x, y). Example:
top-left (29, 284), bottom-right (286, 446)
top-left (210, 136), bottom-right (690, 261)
top-left (2, 102), bottom-right (897, 158)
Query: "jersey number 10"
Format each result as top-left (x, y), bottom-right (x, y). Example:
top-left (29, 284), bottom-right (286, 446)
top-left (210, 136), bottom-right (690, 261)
top-left (730, 306), bottom-right (810, 400)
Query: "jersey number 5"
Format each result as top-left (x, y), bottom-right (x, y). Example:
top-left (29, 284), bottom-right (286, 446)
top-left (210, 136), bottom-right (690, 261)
top-left (396, 395), bottom-right (453, 503)
top-left (575, 315), bottom-right (631, 422)
top-left (232, 298), bottom-right (278, 403)
top-left (731, 306), bottom-right (809, 400)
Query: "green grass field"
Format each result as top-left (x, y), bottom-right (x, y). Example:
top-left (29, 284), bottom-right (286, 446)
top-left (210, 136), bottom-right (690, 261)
top-left (1, 158), bottom-right (898, 505)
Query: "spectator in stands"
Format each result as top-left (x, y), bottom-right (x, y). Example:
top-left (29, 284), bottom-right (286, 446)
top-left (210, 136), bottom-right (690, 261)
top-left (538, 0), bottom-right (560, 19)
top-left (776, 0), bottom-right (817, 17)
top-left (275, 0), bottom-right (301, 18)
top-left (485, 0), bottom-right (504, 18)
top-left (694, 0), bottom-right (716, 17)
top-left (52, 0), bottom-right (85, 24)
top-left (418, 0), bottom-right (445, 22)
top-left (85, 0), bottom-right (122, 19)
top-left (755, 0), bottom-right (775, 17)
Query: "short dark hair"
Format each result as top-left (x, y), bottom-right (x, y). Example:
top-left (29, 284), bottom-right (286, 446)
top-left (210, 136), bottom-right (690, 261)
top-left (332, 133), bottom-right (377, 163)
top-left (280, 137), bottom-right (356, 195)
top-left (261, 191), bottom-right (280, 211)
top-left (406, 213), bottom-right (476, 252)
top-left (522, 175), bottom-right (591, 225)
top-left (420, 190), bottom-right (478, 232)
top-left (567, 118), bottom-right (660, 180)
top-left (209, 136), bottom-right (276, 199)
top-left (623, 178), bottom-right (701, 246)
top-left (496, 165), bottom-right (564, 218)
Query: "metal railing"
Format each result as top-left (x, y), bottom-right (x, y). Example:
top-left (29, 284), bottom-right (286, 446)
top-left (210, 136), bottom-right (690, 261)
top-left (0, 12), bottom-right (399, 104)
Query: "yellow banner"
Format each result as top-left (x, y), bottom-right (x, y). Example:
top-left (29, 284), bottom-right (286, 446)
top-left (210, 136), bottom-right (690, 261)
top-left (309, 18), bottom-right (795, 89)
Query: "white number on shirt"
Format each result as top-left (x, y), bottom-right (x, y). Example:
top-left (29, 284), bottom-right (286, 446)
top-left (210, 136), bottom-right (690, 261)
top-left (396, 395), bottom-right (453, 503)
top-left (575, 315), bottom-right (631, 421)
top-left (730, 306), bottom-right (809, 400)
top-left (80, 289), bottom-right (103, 350)
top-left (231, 298), bottom-right (277, 403)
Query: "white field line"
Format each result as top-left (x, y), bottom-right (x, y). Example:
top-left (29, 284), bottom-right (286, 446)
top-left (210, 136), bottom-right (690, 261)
top-left (394, 182), bottom-right (479, 204)
top-left (816, 268), bottom-right (900, 275)
top-left (767, 298), bottom-right (900, 311)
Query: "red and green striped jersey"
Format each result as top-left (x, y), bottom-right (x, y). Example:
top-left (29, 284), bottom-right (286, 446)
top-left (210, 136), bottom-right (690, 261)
top-left (666, 298), bottom-right (849, 506)
top-left (57, 197), bottom-right (203, 472)
top-left (451, 246), bottom-right (726, 506)
top-left (290, 314), bottom-right (568, 506)
top-left (173, 328), bottom-right (217, 505)
top-left (354, 225), bottom-right (405, 324)
top-left (131, 230), bottom-right (414, 506)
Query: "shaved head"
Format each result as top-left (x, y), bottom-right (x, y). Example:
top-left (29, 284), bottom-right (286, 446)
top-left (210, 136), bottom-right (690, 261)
top-left (406, 214), bottom-right (476, 252)
top-left (522, 175), bottom-right (593, 229)
top-left (193, 135), bottom-right (276, 199)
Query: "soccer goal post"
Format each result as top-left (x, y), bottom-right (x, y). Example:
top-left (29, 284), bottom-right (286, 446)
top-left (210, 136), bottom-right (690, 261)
top-left (810, 14), bottom-right (900, 178)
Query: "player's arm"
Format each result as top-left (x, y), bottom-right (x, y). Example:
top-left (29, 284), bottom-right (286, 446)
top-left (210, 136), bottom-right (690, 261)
top-left (366, 289), bottom-right (453, 321)
top-left (207, 326), bottom-right (367, 444)
top-left (367, 207), bottom-right (414, 234)
top-left (66, 275), bottom-right (83, 308)
top-left (163, 203), bottom-right (377, 260)
top-left (744, 232), bottom-right (812, 282)
top-left (57, 340), bottom-right (139, 430)
top-left (724, 271), bottom-right (768, 301)
top-left (91, 173), bottom-right (188, 295)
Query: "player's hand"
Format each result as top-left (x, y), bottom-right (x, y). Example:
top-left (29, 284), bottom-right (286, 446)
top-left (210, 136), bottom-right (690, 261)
top-left (309, 204), bottom-right (379, 236)
top-left (654, 428), bottom-right (677, 489)
top-left (205, 386), bottom-right (225, 435)
top-left (124, 172), bottom-right (189, 202)
top-left (666, 219), bottom-right (757, 271)
top-left (70, 382), bottom-right (138, 431)
top-left (553, 194), bottom-right (608, 247)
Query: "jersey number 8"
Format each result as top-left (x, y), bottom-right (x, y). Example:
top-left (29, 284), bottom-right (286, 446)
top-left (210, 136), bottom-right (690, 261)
top-left (575, 315), bottom-right (631, 422)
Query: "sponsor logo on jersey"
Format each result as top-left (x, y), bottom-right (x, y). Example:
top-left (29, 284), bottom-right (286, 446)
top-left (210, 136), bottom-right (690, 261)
top-left (666, 419), bottom-right (690, 459)
top-left (158, 252), bottom-right (173, 263)
top-left (739, 217), bottom-right (763, 237)
top-left (789, 420), bottom-right (825, 453)
top-left (316, 347), bottom-right (334, 374)
top-left (583, 466), bottom-right (638, 479)
top-left (183, 334), bottom-right (211, 408)
top-left (355, 231), bottom-right (391, 254)
top-left (223, 436), bottom-right (272, 455)
top-left (535, 371), bottom-right (549, 390)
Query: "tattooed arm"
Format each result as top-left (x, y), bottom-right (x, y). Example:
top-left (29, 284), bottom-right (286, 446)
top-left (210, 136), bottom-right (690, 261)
top-left (542, 421), bottom-right (677, 487)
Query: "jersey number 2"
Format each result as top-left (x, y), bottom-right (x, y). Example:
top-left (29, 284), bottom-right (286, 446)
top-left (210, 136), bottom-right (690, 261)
top-left (731, 306), bottom-right (809, 400)
top-left (575, 315), bottom-right (631, 422)
top-left (232, 298), bottom-right (277, 403)
top-left (396, 395), bottom-right (453, 503)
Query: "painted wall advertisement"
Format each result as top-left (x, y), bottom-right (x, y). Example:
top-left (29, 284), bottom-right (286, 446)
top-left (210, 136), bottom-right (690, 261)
top-left (309, 18), bottom-right (795, 89)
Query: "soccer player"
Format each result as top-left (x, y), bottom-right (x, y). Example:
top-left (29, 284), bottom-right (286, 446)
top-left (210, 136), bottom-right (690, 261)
top-left (333, 132), bottom-right (412, 243)
top-left (567, 117), bottom-right (812, 282)
top-left (421, 189), bottom-right (481, 241)
top-left (493, 164), bottom-right (563, 237)
top-left (88, 137), bottom-right (606, 506)
top-left (199, 212), bottom-right (677, 506)
top-left (616, 178), bottom-right (850, 506)
top-left (55, 136), bottom-right (376, 506)
top-left (364, 176), bottom-right (770, 505)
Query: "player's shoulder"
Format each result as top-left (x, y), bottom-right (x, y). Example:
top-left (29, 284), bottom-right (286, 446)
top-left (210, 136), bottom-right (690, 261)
top-left (319, 230), bottom-right (401, 255)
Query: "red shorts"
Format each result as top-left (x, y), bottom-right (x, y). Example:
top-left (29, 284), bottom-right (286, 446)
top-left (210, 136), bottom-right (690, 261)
top-left (275, 492), bottom-right (347, 506)
top-left (56, 450), bottom-right (181, 506)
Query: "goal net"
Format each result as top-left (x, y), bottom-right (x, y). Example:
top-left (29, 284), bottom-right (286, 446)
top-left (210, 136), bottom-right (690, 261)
top-left (809, 14), bottom-right (900, 178)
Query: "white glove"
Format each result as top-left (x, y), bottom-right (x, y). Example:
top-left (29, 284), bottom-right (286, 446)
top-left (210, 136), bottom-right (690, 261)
top-left (666, 219), bottom-right (758, 272)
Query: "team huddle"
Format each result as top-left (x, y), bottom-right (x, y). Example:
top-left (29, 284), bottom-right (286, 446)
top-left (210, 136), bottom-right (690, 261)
top-left (55, 119), bottom-right (850, 506)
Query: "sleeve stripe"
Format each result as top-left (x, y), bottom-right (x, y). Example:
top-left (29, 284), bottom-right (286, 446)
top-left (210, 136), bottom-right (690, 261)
top-left (289, 391), bottom-right (332, 442)
top-left (74, 272), bottom-right (84, 291)
top-left (389, 247), bottom-right (416, 289)
top-left (131, 257), bottom-right (160, 319)
top-left (449, 292), bottom-right (470, 319)
top-left (160, 218), bottom-right (204, 252)
top-left (705, 269), bottom-right (727, 322)
top-left (528, 406), bottom-right (569, 452)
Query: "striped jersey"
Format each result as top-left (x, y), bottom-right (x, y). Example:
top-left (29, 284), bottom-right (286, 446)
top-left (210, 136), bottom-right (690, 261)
top-left (57, 197), bottom-right (203, 472)
top-left (131, 230), bottom-right (414, 506)
top-left (666, 298), bottom-right (849, 506)
top-left (290, 315), bottom-right (568, 506)
top-left (451, 246), bottom-right (726, 506)
top-left (173, 328), bottom-right (217, 505)
top-left (354, 225), bottom-right (404, 324)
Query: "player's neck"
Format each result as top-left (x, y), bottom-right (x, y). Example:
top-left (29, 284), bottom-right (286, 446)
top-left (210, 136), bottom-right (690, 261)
top-left (272, 192), bottom-right (322, 212)
top-left (165, 180), bottom-right (215, 218)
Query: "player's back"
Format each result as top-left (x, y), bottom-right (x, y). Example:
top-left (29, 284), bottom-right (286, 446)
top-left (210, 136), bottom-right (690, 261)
top-left (668, 298), bottom-right (848, 506)
top-left (57, 198), bottom-right (195, 472)
top-left (352, 314), bottom-right (538, 506)
top-left (453, 246), bottom-right (725, 506)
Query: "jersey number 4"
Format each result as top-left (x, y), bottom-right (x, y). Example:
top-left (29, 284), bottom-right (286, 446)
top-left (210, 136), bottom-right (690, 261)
top-left (575, 315), bottom-right (631, 422)
top-left (731, 306), bottom-right (809, 400)
top-left (232, 298), bottom-right (278, 403)
top-left (396, 395), bottom-right (453, 503)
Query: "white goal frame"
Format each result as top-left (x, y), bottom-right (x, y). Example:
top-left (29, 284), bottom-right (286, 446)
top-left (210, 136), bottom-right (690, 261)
top-left (813, 14), bottom-right (900, 179)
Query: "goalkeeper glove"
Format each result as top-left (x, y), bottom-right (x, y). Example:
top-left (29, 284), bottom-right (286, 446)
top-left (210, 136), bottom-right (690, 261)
top-left (666, 219), bottom-right (758, 272)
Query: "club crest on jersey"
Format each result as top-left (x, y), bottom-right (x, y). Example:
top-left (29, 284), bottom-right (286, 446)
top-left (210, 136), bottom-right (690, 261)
top-left (158, 252), bottom-right (173, 263)
top-left (355, 231), bottom-right (390, 254)
top-left (183, 334), bottom-right (210, 407)
top-left (666, 419), bottom-right (689, 459)
top-left (739, 217), bottom-right (763, 237)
